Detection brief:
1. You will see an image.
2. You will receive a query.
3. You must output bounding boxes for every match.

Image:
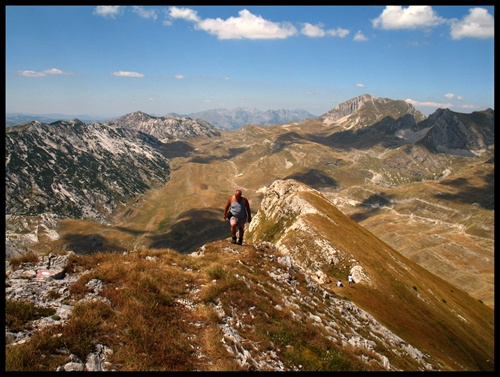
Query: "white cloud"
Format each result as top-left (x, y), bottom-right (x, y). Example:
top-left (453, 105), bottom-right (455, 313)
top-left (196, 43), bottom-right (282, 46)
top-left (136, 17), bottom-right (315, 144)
top-left (174, 74), bottom-right (185, 80)
top-left (372, 6), bottom-right (446, 30)
top-left (17, 68), bottom-right (72, 77)
top-left (170, 7), bottom-right (297, 40)
top-left (300, 23), bottom-right (350, 38)
top-left (406, 98), bottom-right (453, 108)
top-left (301, 23), bottom-right (326, 37)
top-left (461, 104), bottom-right (479, 110)
top-left (199, 9), bottom-right (297, 40)
top-left (355, 83), bottom-right (365, 88)
top-left (18, 70), bottom-right (45, 77)
top-left (170, 7), bottom-right (350, 40)
top-left (93, 6), bottom-right (123, 18)
top-left (168, 7), bottom-right (200, 22)
top-left (353, 31), bottom-right (368, 41)
top-left (326, 27), bottom-right (349, 38)
top-left (450, 7), bottom-right (494, 40)
top-left (43, 68), bottom-right (70, 75)
top-left (111, 71), bottom-right (144, 77)
top-left (444, 93), bottom-right (466, 101)
top-left (132, 6), bottom-right (158, 20)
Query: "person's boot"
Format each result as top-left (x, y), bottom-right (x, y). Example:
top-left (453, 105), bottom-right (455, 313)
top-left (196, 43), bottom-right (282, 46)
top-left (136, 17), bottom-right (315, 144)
top-left (237, 238), bottom-right (243, 245)
top-left (231, 237), bottom-right (237, 244)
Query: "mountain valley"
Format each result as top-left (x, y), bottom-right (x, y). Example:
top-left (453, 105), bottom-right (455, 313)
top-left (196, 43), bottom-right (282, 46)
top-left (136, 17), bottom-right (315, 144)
top-left (5, 94), bottom-right (494, 371)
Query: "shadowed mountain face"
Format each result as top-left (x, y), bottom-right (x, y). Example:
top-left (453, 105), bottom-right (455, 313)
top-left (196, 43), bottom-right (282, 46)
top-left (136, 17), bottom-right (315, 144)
top-left (5, 95), bottom-right (494, 370)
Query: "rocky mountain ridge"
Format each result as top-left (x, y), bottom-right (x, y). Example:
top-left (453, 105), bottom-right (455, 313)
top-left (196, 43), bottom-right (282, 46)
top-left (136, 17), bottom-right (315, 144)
top-left (5, 179), bottom-right (494, 371)
top-left (5, 120), bottom-right (171, 221)
top-left (104, 111), bottom-right (221, 142)
top-left (6, 107), bottom-right (317, 130)
top-left (311, 107), bottom-right (494, 158)
top-left (318, 93), bottom-right (427, 130)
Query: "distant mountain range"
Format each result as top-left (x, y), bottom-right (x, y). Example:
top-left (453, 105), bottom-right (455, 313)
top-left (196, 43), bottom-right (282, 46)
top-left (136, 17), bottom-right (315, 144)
top-left (5, 113), bottom-right (110, 126)
top-left (5, 94), bottom-right (494, 224)
top-left (5, 107), bottom-right (316, 130)
top-left (183, 107), bottom-right (317, 129)
top-left (6, 108), bottom-right (317, 129)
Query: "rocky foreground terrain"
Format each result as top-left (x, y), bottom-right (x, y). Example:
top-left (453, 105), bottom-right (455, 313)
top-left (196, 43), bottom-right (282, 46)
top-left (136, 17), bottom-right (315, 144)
top-left (6, 179), bottom-right (494, 371)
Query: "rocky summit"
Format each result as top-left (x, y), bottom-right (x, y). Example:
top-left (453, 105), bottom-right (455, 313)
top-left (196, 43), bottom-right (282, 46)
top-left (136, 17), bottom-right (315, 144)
top-left (104, 111), bottom-right (221, 142)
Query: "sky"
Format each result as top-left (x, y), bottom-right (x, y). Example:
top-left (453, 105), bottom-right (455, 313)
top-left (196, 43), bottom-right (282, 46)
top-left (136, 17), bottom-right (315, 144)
top-left (5, 5), bottom-right (495, 118)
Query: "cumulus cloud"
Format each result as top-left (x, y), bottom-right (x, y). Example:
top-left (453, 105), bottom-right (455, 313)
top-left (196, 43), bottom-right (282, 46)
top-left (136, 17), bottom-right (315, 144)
top-left (372, 6), bottom-right (446, 30)
top-left (327, 27), bottom-right (350, 38)
top-left (169, 7), bottom-right (297, 40)
top-left (169, 6), bottom-right (200, 22)
top-left (301, 23), bottom-right (350, 38)
top-left (444, 93), bottom-right (466, 101)
top-left (450, 7), bottom-right (494, 40)
top-left (132, 6), bottom-right (158, 20)
top-left (93, 6), bottom-right (123, 18)
top-left (301, 23), bottom-right (326, 37)
top-left (174, 74), bottom-right (185, 79)
top-left (167, 7), bottom-right (353, 41)
top-left (355, 83), bottom-right (365, 88)
top-left (200, 9), bottom-right (297, 40)
top-left (17, 68), bottom-right (73, 77)
top-left (353, 31), bottom-right (368, 41)
top-left (111, 71), bottom-right (144, 77)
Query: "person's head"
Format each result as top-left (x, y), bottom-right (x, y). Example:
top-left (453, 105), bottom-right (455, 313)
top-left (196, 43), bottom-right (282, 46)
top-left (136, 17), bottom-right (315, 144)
top-left (235, 190), bottom-right (242, 199)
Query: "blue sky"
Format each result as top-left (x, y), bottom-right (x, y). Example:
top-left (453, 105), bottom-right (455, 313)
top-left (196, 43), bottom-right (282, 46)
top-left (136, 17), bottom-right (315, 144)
top-left (5, 5), bottom-right (494, 118)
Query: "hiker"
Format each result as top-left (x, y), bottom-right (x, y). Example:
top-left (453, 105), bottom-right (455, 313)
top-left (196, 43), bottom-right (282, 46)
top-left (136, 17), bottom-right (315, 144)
top-left (348, 274), bottom-right (354, 287)
top-left (223, 189), bottom-right (252, 245)
top-left (336, 280), bottom-right (343, 287)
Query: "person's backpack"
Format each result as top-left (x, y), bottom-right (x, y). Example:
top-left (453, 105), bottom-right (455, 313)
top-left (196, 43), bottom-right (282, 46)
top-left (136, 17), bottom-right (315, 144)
top-left (226, 195), bottom-right (237, 219)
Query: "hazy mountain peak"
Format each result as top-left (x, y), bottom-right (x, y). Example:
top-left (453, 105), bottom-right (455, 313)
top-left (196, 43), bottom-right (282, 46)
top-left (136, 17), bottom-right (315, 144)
top-left (105, 111), bottom-right (221, 142)
top-left (187, 107), bottom-right (317, 130)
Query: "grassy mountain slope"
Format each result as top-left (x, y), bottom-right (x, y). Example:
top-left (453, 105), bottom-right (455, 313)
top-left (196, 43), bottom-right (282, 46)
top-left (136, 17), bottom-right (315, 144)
top-left (7, 180), bottom-right (493, 371)
top-left (246, 179), bottom-right (494, 371)
top-left (50, 118), bottom-right (494, 308)
top-left (7, 99), bottom-right (494, 371)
